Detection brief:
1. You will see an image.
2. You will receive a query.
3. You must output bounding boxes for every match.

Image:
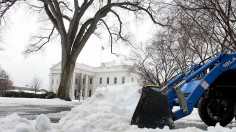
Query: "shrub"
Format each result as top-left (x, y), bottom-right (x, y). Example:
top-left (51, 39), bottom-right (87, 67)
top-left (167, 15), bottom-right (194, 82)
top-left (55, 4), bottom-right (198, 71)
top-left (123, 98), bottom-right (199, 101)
top-left (4, 91), bottom-right (56, 99)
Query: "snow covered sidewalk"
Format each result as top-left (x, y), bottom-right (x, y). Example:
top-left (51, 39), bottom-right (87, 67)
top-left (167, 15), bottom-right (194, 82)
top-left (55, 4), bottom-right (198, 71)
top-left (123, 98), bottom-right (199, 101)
top-left (0, 83), bottom-right (236, 131)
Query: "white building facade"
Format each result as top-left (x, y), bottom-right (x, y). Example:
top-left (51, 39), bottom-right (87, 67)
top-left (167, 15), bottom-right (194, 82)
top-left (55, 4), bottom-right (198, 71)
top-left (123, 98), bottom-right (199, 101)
top-left (49, 62), bottom-right (140, 100)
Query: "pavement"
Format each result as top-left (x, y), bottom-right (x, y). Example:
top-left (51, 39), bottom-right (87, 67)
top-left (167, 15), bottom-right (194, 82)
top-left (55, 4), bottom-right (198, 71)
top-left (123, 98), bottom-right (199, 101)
top-left (175, 119), bottom-right (236, 130)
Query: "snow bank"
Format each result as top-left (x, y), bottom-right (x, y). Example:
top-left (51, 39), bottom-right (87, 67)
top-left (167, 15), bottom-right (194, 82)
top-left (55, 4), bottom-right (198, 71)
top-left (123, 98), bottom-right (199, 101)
top-left (0, 83), bottom-right (236, 132)
top-left (57, 83), bottom-right (141, 132)
top-left (56, 83), bottom-right (236, 132)
top-left (0, 114), bottom-right (56, 132)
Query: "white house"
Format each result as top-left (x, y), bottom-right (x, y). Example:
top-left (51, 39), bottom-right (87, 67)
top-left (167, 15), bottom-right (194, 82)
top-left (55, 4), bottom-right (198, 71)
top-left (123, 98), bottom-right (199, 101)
top-left (49, 62), bottom-right (140, 100)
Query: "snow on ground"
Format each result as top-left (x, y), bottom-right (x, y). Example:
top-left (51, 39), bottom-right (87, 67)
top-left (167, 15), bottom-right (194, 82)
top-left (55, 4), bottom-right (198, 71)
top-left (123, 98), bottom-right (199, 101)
top-left (0, 83), bottom-right (236, 132)
top-left (0, 97), bottom-right (79, 106)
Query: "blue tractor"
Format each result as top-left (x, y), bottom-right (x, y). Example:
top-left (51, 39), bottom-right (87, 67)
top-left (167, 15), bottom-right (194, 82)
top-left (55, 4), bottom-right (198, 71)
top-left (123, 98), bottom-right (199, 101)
top-left (131, 53), bottom-right (236, 129)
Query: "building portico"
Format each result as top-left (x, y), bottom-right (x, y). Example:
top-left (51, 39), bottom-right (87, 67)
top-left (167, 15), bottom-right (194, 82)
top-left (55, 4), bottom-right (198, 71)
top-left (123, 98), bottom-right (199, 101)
top-left (49, 62), bottom-right (140, 100)
top-left (70, 72), bottom-right (95, 100)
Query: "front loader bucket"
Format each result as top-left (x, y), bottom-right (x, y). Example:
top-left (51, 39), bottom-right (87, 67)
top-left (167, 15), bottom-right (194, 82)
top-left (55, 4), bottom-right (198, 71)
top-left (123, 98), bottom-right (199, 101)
top-left (131, 86), bottom-right (174, 129)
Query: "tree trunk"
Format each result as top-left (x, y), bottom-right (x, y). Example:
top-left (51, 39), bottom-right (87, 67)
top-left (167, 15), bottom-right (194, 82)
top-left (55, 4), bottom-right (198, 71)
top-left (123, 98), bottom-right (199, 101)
top-left (57, 57), bottom-right (76, 101)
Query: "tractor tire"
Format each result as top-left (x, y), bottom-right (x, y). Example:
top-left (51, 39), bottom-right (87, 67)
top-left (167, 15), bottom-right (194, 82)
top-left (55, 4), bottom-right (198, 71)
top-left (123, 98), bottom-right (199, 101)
top-left (198, 97), bottom-right (234, 127)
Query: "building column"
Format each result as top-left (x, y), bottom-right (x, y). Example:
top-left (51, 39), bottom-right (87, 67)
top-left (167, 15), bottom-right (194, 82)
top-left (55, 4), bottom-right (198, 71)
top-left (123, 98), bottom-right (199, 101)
top-left (93, 76), bottom-right (97, 95)
top-left (80, 73), bottom-right (84, 100)
top-left (91, 76), bottom-right (95, 96)
top-left (49, 73), bottom-right (52, 92)
top-left (85, 74), bottom-right (89, 99)
top-left (70, 73), bottom-right (76, 100)
top-left (59, 73), bottom-right (61, 85)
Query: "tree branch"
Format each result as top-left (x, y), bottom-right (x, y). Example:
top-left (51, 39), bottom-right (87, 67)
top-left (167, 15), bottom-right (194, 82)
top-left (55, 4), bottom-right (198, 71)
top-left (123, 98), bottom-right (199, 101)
top-left (67, 0), bottom-right (94, 50)
top-left (59, 1), bottom-right (73, 12)
top-left (23, 26), bottom-right (55, 54)
top-left (0, 0), bottom-right (18, 23)
top-left (62, 14), bottom-right (71, 22)
top-left (99, 18), bottom-right (119, 56)
top-left (44, 3), bottom-right (59, 31)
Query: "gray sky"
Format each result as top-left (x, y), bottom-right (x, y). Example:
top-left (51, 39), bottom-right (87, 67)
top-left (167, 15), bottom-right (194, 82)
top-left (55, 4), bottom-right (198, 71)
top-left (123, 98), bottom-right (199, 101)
top-left (0, 7), bottom-right (157, 90)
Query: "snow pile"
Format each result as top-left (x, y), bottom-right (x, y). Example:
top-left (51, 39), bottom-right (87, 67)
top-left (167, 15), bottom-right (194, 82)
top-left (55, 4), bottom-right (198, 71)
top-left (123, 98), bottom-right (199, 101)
top-left (0, 83), bottom-right (236, 131)
top-left (56, 83), bottom-right (236, 132)
top-left (57, 83), bottom-right (141, 131)
top-left (0, 114), bottom-right (35, 132)
top-left (35, 114), bottom-right (52, 132)
top-left (0, 114), bottom-right (55, 132)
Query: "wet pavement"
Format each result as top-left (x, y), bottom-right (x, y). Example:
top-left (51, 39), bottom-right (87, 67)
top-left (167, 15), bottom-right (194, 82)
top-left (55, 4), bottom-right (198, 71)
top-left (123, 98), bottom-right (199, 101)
top-left (175, 119), bottom-right (236, 130)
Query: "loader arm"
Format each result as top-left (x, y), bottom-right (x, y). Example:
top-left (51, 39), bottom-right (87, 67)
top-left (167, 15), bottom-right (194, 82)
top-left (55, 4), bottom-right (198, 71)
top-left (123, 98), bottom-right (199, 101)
top-left (131, 53), bottom-right (236, 129)
top-left (171, 53), bottom-right (236, 120)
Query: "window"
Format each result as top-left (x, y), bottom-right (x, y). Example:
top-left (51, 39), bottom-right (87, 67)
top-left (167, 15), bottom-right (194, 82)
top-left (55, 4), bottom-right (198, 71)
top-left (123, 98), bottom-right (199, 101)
top-left (100, 78), bottom-right (102, 84)
top-left (122, 77), bottom-right (125, 84)
top-left (114, 77), bottom-right (117, 84)
top-left (74, 90), bottom-right (77, 96)
top-left (131, 78), bottom-right (134, 82)
top-left (90, 78), bottom-right (93, 84)
top-left (107, 77), bottom-right (109, 84)
top-left (75, 78), bottom-right (78, 84)
top-left (52, 79), bottom-right (54, 85)
top-left (89, 90), bottom-right (92, 97)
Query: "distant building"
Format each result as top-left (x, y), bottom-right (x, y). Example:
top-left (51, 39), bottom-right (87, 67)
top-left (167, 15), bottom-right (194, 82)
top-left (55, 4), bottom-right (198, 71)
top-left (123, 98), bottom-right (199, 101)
top-left (49, 62), bottom-right (140, 100)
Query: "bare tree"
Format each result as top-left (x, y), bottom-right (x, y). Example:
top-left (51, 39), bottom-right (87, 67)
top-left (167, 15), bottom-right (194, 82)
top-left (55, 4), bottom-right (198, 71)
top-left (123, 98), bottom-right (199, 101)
top-left (0, 0), bottom-right (19, 49)
top-left (0, 67), bottom-right (13, 96)
top-left (126, 44), bottom-right (162, 86)
top-left (172, 0), bottom-right (236, 52)
top-left (125, 36), bottom-right (192, 87)
top-left (21, 0), bottom-right (167, 100)
top-left (122, 0), bottom-right (236, 87)
top-left (127, 0), bottom-right (236, 86)
top-left (0, 0), bottom-right (19, 24)
top-left (31, 76), bottom-right (41, 94)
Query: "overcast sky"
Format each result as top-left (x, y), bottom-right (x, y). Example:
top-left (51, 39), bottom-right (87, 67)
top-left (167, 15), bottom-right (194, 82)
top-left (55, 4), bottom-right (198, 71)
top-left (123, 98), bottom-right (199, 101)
top-left (0, 6), bottom-right (157, 90)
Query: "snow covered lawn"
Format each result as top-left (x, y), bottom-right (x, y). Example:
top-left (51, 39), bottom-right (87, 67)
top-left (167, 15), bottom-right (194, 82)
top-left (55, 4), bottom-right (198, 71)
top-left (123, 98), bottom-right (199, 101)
top-left (0, 83), bottom-right (236, 132)
top-left (0, 97), bottom-right (79, 106)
